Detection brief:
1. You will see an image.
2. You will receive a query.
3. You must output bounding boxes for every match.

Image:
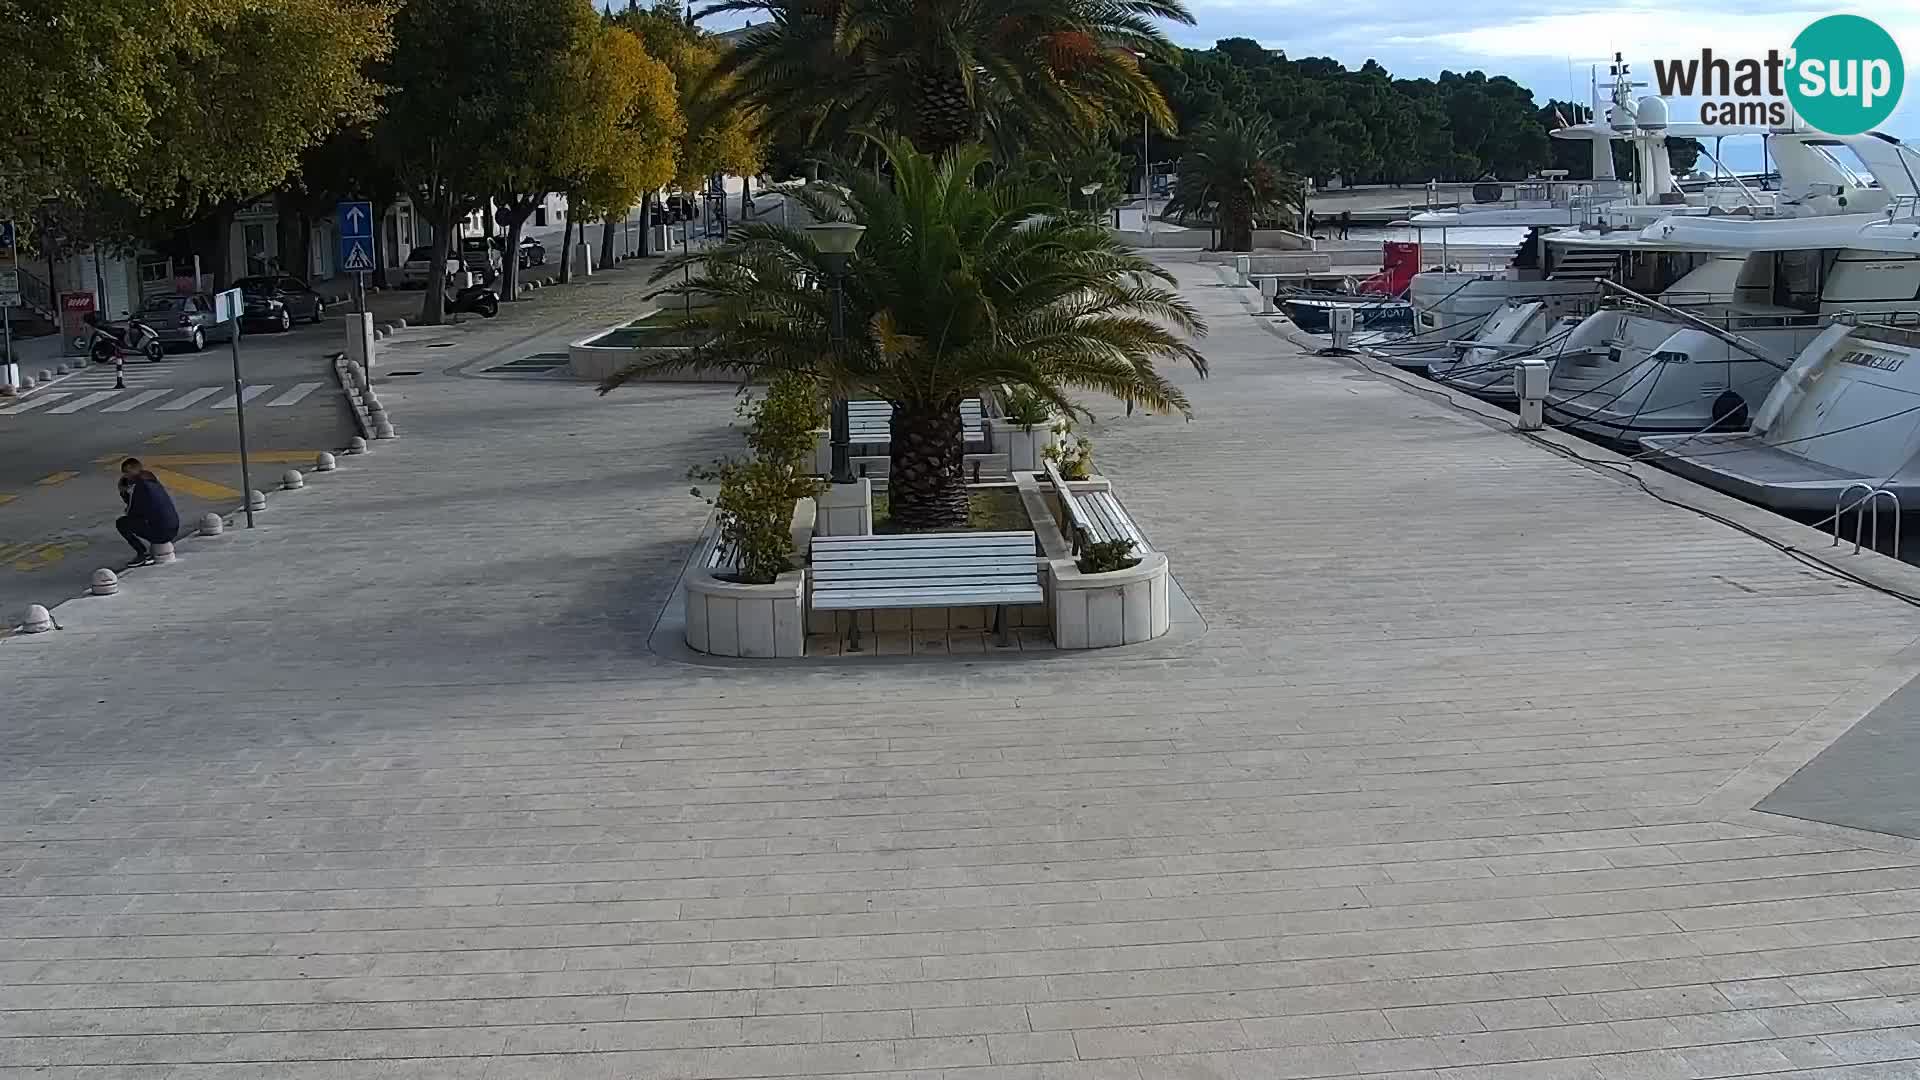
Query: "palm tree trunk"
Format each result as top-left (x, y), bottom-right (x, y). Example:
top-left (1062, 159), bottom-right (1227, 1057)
top-left (1224, 195), bottom-right (1254, 252)
top-left (909, 71), bottom-right (975, 160)
top-left (888, 398), bottom-right (970, 530)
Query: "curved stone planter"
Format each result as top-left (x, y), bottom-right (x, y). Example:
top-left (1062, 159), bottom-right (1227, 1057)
top-left (685, 568), bottom-right (806, 658)
top-left (1049, 553), bottom-right (1170, 649)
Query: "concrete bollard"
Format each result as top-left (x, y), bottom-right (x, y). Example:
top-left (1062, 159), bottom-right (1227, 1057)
top-left (247, 490), bottom-right (267, 512)
top-left (90, 569), bottom-right (119, 596)
top-left (374, 418), bottom-right (397, 439)
top-left (38, 369), bottom-right (52, 382)
top-left (378, 323), bottom-right (394, 335)
top-left (20, 604), bottom-right (53, 633)
top-left (346, 436), bottom-right (368, 455)
top-left (150, 541), bottom-right (176, 564)
top-left (199, 513), bottom-right (225, 536)
top-left (69, 358), bottom-right (87, 371)
top-left (314, 451), bottom-right (336, 472)
top-left (394, 318), bottom-right (407, 329)
top-left (18, 376), bottom-right (33, 390)
top-left (281, 469), bottom-right (304, 490)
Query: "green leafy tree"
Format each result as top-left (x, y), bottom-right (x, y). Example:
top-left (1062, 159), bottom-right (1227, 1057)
top-left (376, 0), bottom-right (589, 323)
top-left (1009, 145), bottom-right (1128, 218)
top-left (1164, 117), bottom-right (1298, 251)
top-left (603, 138), bottom-right (1209, 530)
top-left (698, 0), bottom-right (1195, 161)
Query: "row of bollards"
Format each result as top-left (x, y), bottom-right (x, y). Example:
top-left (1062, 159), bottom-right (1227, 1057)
top-left (14, 446), bottom-right (366, 635)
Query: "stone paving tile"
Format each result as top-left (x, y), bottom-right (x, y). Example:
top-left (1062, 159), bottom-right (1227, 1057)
top-left (5, 257), bottom-right (1920, 1077)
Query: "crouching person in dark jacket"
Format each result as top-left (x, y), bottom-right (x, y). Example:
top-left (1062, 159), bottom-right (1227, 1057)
top-left (116, 458), bottom-right (179, 567)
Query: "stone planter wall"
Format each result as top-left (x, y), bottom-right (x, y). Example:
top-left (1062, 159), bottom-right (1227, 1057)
top-left (996, 424), bottom-right (1057, 473)
top-left (1050, 553), bottom-right (1171, 649)
top-left (685, 569), bottom-right (806, 658)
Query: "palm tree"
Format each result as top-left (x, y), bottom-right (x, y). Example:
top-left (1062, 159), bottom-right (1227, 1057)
top-left (696, 0), bottom-right (1194, 161)
top-left (602, 137), bottom-right (1209, 531)
top-left (1163, 116), bottom-right (1298, 252)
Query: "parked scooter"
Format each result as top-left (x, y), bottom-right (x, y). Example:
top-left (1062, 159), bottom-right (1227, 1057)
top-left (83, 313), bottom-right (164, 364)
top-left (445, 281), bottom-right (499, 319)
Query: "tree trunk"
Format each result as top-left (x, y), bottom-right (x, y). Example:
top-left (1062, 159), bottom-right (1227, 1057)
top-left (558, 215), bottom-right (575, 284)
top-left (1224, 196), bottom-right (1254, 252)
top-left (502, 215), bottom-right (524, 301)
top-left (638, 192), bottom-right (654, 257)
top-left (599, 213), bottom-right (617, 269)
top-left (419, 206), bottom-right (456, 325)
top-left (741, 173), bottom-right (753, 218)
top-left (295, 210), bottom-right (313, 281)
top-left (909, 70), bottom-right (974, 160)
top-left (887, 398), bottom-right (969, 530)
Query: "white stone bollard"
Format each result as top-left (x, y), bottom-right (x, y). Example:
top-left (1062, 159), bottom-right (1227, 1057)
top-left (69, 358), bottom-right (87, 371)
top-left (374, 418), bottom-right (397, 439)
top-left (91, 569), bottom-right (119, 596)
top-left (38, 368), bottom-right (52, 381)
top-left (20, 604), bottom-right (53, 633)
top-left (247, 490), bottom-right (267, 512)
top-left (150, 541), bottom-right (176, 564)
top-left (394, 318), bottom-right (407, 329)
top-left (281, 469), bottom-right (304, 490)
top-left (346, 436), bottom-right (368, 455)
top-left (314, 452), bottom-right (336, 472)
top-left (19, 376), bottom-right (34, 390)
top-left (199, 513), bottom-right (224, 536)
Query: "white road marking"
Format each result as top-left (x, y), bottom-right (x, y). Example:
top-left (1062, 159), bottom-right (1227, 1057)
top-left (46, 391), bottom-right (121, 414)
top-left (101, 390), bottom-right (174, 412)
top-left (157, 387), bottom-right (223, 411)
top-left (264, 382), bottom-right (322, 407)
top-left (0, 393), bottom-right (74, 415)
top-left (211, 385), bottom-right (272, 409)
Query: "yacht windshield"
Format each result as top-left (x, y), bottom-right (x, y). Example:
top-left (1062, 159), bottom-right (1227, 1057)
top-left (1805, 140), bottom-right (1880, 189)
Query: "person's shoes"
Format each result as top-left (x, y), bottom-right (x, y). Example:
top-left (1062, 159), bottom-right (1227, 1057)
top-left (124, 554), bottom-right (154, 569)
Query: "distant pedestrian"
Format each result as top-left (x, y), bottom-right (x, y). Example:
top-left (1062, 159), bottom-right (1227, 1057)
top-left (1339, 211), bottom-right (1353, 239)
top-left (115, 458), bottom-right (179, 568)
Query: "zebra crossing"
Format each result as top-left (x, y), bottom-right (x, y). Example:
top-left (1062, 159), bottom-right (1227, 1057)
top-left (0, 382), bottom-right (326, 417)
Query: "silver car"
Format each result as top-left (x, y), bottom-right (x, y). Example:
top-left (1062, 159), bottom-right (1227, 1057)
top-left (138, 294), bottom-right (235, 352)
top-left (399, 246), bottom-right (464, 288)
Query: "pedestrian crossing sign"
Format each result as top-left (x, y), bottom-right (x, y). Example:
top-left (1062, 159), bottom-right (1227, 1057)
top-left (341, 240), bottom-right (374, 272)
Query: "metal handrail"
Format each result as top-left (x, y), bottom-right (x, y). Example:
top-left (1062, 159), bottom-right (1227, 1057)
top-left (1834, 484), bottom-right (1903, 556)
top-left (1595, 280), bottom-right (1794, 370)
top-left (1888, 193), bottom-right (1920, 223)
top-left (1834, 483), bottom-right (1876, 547)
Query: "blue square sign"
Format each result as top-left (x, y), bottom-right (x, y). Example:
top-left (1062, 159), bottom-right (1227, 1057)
top-left (337, 201), bottom-right (374, 274)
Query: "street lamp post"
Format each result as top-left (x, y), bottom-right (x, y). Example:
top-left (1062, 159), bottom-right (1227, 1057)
top-left (806, 222), bottom-right (867, 484)
top-left (1078, 183), bottom-right (1102, 216)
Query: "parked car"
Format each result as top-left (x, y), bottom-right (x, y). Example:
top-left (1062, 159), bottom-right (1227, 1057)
top-left (516, 236), bottom-right (547, 268)
top-left (138, 294), bottom-right (235, 352)
top-left (232, 276), bottom-right (326, 332)
top-left (399, 246), bottom-right (463, 288)
top-left (458, 236), bottom-right (503, 277)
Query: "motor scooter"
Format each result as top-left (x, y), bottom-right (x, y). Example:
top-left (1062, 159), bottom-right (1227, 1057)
top-left (446, 281), bottom-right (499, 319)
top-left (84, 316), bottom-right (164, 364)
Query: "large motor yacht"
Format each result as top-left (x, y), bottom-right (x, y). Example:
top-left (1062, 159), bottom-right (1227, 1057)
top-left (1635, 200), bottom-right (1920, 512)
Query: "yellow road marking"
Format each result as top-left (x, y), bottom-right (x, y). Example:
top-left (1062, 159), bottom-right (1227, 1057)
top-left (11, 541), bottom-right (75, 571)
top-left (0, 493), bottom-right (14, 507)
top-left (95, 451), bottom-right (319, 466)
top-left (144, 433), bottom-right (175, 445)
top-left (146, 465), bottom-right (239, 501)
top-left (36, 471), bottom-right (77, 486)
top-left (186, 418), bottom-right (218, 431)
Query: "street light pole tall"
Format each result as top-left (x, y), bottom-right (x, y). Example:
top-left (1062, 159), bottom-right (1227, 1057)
top-left (806, 222), bottom-right (867, 485)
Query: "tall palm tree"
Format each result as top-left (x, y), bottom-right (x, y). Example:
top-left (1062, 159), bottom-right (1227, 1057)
top-left (696, 0), bottom-right (1193, 161)
top-left (1164, 116), bottom-right (1298, 252)
top-left (602, 137), bottom-right (1209, 531)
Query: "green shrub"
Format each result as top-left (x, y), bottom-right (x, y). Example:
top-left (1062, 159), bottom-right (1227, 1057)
top-left (693, 374), bottom-right (827, 584)
top-left (1076, 539), bottom-right (1139, 574)
top-left (1000, 385), bottom-right (1053, 427)
top-left (1044, 423), bottom-right (1094, 480)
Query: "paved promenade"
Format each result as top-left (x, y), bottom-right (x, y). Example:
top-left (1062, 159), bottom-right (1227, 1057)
top-left (8, 258), bottom-right (1920, 1078)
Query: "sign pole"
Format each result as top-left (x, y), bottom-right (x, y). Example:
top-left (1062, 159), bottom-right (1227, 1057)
top-left (229, 319), bottom-right (255, 528)
top-left (0, 219), bottom-right (16, 392)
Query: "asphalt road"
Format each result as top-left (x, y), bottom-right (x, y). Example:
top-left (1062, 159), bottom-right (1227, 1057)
top-left (0, 320), bottom-right (357, 613)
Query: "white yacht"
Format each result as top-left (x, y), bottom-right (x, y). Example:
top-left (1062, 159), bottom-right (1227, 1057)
top-left (1542, 133), bottom-right (1920, 440)
top-left (1636, 200), bottom-right (1920, 512)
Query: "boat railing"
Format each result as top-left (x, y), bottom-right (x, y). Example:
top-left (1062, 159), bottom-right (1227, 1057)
top-left (1888, 193), bottom-right (1920, 224)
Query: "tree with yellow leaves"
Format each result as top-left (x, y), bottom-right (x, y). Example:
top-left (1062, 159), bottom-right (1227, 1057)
top-left (612, 3), bottom-right (765, 255)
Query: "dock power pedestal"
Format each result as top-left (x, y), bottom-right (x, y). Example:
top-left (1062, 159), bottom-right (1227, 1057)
top-left (1515, 357), bottom-right (1549, 430)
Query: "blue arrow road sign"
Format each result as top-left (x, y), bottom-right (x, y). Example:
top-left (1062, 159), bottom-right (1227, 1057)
top-left (337, 201), bottom-right (374, 274)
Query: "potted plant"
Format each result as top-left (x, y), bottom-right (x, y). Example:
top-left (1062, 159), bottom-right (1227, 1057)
top-left (998, 385), bottom-right (1058, 472)
top-left (1075, 539), bottom-right (1140, 575)
top-left (1043, 423), bottom-right (1095, 481)
top-left (684, 376), bottom-right (825, 658)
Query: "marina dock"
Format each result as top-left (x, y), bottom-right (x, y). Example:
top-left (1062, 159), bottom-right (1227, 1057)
top-left (9, 262), bottom-right (1920, 1078)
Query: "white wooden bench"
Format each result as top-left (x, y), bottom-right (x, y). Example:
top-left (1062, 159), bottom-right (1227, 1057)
top-left (846, 399), bottom-right (987, 446)
top-left (1044, 460), bottom-right (1151, 556)
top-left (811, 531), bottom-right (1042, 648)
